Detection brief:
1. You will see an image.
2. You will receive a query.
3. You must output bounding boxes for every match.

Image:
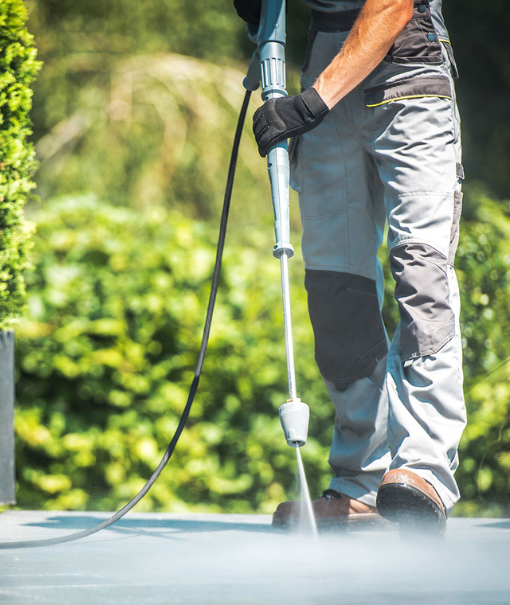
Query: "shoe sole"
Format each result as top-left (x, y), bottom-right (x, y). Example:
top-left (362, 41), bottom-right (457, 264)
top-left (272, 511), bottom-right (395, 532)
top-left (376, 483), bottom-right (446, 534)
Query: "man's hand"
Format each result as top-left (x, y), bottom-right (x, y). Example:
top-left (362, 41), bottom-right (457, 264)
top-left (253, 88), bottom-right (329, 157)
top-left (233, 0), bottom-right (262, 25)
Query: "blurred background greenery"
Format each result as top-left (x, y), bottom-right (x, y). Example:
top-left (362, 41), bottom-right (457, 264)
top-left (8, 0), bottom-right (510, 516)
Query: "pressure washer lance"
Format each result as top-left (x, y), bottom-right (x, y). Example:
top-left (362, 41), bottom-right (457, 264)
top-left (243, 0), bottom-right (310, 448)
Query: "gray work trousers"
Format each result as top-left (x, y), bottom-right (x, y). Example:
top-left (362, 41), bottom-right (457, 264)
top-left (291, 30), bottom-right (467, 514)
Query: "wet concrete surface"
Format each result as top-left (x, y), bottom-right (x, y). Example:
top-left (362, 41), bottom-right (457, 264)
top-left (0, 511), bottom-right (509, 604)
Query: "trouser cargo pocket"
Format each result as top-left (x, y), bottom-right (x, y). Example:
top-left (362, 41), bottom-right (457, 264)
top-left (363, 75), bottom-right (452, 107)
top-left (386, 0), bottom-right (442, 64)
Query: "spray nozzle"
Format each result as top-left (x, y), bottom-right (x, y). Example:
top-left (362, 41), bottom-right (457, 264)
top-left (279, 398), bottom-right (310, 448)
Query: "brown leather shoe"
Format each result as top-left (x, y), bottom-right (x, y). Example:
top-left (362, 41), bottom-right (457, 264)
top-left (376, 469), bottom-right (447, 533)
top-left (272, 489), bottom-right (385, 530)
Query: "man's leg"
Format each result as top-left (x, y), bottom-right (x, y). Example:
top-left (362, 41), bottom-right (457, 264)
top-left (324, 356), bottom-right (390, 507)
top-left (383, 266), bottom-right (465, 514)
top-left (363, 55), bottom-right (466, 521)
top-left (273, 109), bottom-right (391, 526)
top-left (286, 30), bottom-right (391, 511)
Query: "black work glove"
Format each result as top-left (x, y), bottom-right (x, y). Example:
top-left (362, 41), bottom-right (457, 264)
top-left (253, 87), bottom-right (330, 157)
top-left (233, 0), bottom-right (262, 25)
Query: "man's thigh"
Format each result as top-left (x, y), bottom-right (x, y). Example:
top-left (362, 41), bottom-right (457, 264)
top-left (291, 108), bottom-right (385, 281)
top-left (362, 58), bottom-right (462, 361)
top-left (290, 98), bottom-right (388, 384)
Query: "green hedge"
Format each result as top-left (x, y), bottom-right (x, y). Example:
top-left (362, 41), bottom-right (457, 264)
top-left (452, 189), bottom-right (510, 516)
top-left (14, 187), bottom-right (510, 516)
top-left (15, 196), bottom-right (332, 513)
top-left (0, 0), bottom-right (41, 329)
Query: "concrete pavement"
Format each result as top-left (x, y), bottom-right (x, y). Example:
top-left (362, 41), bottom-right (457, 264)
top-left (1, 511), bottom-right (509, 604)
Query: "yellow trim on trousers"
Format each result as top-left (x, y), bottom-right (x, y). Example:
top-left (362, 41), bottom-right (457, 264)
top-left (366, 94), bottom-right (452, 108)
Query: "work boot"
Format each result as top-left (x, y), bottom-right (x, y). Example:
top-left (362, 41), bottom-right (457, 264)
top-left (272, 489), bottom-right (384, 530)
top-left (376, 469), bottom-right (447, 534)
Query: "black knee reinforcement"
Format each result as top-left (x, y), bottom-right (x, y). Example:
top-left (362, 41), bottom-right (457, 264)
top-left (305, 270), bottom-right (388, 384)
top-left (390, 243), bottom-right (455, 361)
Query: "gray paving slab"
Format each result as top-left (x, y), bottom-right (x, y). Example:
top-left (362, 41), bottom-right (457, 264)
top-left (0, 511), bottom-right (509, 604)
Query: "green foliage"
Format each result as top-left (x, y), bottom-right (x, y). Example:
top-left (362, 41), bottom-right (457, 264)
top-left (28, 0), bottom-right (247, 64)
top-left (451, 186), bottom-right (510, 516)
top-left (0, 0), bottom-right (41, 329)
top-left (26, 0), bottom-right (310, 67)
top-left (31, 51), bottom-right (272, 225)
top-left (13, 185), bottom-right (510, 517)
top-left (15, 189), bottom-right (510, 517)
top-left (15, 195), bottom-right (333, 512)
top-left (26, 0), bottom-right (308, 220)
top-left (444, 0), bottom-right (510, 199)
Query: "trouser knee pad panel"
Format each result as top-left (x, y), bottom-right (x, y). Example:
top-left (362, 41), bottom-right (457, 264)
top-left (390, 243), bottom-right (455, 360)
top-left (305, 270), bottom-right (388, 383)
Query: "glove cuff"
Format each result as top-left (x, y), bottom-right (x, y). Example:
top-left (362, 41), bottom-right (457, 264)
top-left (301, 87), bottom-right (329, 119)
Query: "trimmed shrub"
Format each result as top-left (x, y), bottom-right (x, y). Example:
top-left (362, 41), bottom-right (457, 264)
top-left (0, 0), bottom-right (41, 329)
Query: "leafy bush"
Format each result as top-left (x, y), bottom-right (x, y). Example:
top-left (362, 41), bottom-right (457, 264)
top-left (15, 195), bottom-right (332, 513)
top-left (452, 187), bottom-right (510, 516)
top-left (14, 186), bottom-right (510, 516)
top-left (0, 0), bottom-right (41, 329)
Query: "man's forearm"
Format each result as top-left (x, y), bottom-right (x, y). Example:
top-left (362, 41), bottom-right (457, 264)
top-left (313, 0), bottom-right (414, 109)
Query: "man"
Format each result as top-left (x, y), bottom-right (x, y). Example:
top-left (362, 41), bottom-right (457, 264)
top-left (235, 0), bottom-right (466, 531)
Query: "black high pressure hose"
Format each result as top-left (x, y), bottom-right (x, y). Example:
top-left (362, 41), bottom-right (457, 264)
top-left (0, 89), bottom-right (252, 550)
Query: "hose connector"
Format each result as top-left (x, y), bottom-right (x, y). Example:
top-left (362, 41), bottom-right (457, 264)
top-left (279, 398), bottom-right (310, 448)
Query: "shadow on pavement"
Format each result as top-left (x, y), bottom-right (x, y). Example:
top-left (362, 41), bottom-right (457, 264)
top-left (475, 520), bottom-right (510, 530)
top-left (22, 515), bottom-right (277, 538)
